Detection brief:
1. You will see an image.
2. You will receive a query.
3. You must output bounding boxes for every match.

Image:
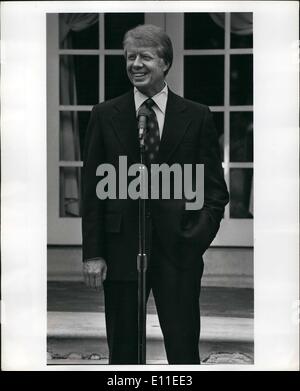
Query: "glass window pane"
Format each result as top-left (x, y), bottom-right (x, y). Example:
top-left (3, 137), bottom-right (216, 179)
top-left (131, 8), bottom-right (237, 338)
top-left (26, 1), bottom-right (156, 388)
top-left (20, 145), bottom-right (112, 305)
top-left (60, 167), bottom-right (82, 217)
top-left (184, 13), bottom-right (225, 49)
top-left (105, 13), bottom-right (145, 49)
top-left (230, 168), bottom-right (253, 218)
top-left (212, 112), bottom-right (224, 161)
top-left (230, 54), bottom-right (253, 105)
top-left (230, 112), bottom-right (253, 162)
top-left (230, 13), bottom-right (253, 48)
top-left (59, 13), bottom-right (99, 49)
top-left (59, 111), bottom-right (91, 161)
top-left (184, 56), bottom-right (224, 106)
top-left (105, 56), bottom-right (132, 100)
top-left (60, 55), bottom-right (99, 105)
top-left (78, 111), bottom-right (91, 158)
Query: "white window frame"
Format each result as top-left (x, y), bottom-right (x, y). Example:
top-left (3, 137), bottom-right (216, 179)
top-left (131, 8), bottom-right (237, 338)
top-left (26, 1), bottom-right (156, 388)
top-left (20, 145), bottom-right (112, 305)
top-left (47, 12), bottom-right (253, 246)
top-left (166, 13), bottom-right (253, 247)
top-left (47, 13), bottom-right (164, 244)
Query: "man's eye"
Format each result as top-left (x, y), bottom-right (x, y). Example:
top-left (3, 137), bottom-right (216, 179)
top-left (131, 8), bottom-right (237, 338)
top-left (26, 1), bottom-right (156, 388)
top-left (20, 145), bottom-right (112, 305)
top-left (127, 56), bottom-right (136, 61)
top-left (142, 56), bottom-right (152, 61)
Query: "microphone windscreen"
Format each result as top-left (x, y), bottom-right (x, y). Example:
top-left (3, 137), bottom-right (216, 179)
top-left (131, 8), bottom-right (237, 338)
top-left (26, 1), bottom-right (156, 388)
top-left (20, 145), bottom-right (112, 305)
top-left (138, 106), bottom-right (150, 118)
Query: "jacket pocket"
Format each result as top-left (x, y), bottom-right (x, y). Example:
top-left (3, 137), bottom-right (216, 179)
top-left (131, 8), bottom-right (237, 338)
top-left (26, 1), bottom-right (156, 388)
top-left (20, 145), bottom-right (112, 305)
top-left (180, 210), bottom-right (199, 231)
top-left (105, 213), bottom-right (122, 233)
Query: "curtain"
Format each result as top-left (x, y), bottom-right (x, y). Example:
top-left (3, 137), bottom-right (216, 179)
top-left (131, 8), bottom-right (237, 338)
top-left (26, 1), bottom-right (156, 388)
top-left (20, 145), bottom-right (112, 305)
top-left (59, 13), bottom-right (98, 217)
top-left (210, 12), bottom-right (253, 35)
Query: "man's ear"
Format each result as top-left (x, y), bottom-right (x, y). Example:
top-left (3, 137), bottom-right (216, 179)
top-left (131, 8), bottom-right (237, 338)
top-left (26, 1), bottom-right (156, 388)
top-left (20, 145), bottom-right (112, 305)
top-left (163, 60), bottom-right (170, 74)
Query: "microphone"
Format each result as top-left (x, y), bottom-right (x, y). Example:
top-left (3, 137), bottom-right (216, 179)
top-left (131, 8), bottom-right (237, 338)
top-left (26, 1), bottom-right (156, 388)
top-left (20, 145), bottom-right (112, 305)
top-left (137, 106), bottom-right (150, 142)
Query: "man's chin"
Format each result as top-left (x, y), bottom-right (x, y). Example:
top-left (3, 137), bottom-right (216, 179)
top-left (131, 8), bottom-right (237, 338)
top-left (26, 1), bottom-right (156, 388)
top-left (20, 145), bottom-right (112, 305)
top-left (132, 81), bottom-right (149, 93)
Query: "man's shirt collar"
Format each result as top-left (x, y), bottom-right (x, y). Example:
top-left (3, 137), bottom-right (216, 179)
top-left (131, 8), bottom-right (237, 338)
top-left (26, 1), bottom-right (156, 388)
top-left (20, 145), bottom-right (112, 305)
top-left (134, 83), bottom-right (168, 114)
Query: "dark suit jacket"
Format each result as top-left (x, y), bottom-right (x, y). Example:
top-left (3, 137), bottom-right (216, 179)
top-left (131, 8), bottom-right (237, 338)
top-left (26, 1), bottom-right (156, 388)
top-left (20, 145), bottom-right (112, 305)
top-left (82, 89), bottom-right (229, 280)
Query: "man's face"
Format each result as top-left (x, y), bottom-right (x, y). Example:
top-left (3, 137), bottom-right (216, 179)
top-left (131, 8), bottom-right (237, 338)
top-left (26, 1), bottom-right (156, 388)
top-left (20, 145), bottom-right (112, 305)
top-left (125, 42), bottom-right (169, 97)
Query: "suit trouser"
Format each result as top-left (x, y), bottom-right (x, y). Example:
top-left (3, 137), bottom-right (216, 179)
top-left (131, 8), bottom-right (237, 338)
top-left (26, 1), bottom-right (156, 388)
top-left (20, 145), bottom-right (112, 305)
top-left (103, 228), bottom-right (204, 364)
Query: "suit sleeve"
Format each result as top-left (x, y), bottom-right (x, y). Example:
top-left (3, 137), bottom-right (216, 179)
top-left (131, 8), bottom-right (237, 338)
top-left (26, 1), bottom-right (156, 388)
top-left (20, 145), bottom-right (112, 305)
top-left (195, 106), bottom-right (229, 253)
top-left (81, 105), bottom-right (106, 262)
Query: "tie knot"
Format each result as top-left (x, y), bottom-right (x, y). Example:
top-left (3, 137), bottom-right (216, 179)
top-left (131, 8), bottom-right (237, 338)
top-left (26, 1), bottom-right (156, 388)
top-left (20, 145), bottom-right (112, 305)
top-left (144, 98), bottom-right (155, 109)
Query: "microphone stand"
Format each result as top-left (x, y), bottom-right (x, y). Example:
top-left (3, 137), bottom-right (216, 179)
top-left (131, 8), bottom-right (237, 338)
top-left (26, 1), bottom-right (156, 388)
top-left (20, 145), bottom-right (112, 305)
top-left (137, 121), bottom-right (148, 365)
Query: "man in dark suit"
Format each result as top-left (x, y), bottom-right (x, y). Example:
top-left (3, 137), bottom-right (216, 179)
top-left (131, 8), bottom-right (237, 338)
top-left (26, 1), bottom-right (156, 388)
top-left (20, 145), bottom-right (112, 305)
top-left (82, 24), bottom-right (229, 364)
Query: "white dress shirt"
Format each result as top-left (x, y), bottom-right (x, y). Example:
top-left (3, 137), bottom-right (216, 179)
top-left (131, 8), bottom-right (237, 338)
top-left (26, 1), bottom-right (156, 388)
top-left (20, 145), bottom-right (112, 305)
top-left (134, 83), bottom-right (168, 139)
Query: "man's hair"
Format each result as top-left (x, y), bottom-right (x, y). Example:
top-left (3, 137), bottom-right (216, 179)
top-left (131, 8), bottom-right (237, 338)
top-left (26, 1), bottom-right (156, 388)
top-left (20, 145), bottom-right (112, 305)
top-left (123, 24), bottom-right (173, 76)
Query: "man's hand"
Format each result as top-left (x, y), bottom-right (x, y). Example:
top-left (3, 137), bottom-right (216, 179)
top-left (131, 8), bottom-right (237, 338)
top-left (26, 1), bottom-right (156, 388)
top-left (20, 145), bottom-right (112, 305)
top-left (83, 258), bottom-right (107, 291)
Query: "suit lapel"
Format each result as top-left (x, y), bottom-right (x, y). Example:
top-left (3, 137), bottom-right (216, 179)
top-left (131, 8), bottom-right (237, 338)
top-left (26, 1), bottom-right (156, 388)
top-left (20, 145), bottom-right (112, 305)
top-left (157, 90), bottom-right (191, 163)
top-left (110, 90), bottom-right (140, 163)
top-left (110, 89), bottom-right (191, 164)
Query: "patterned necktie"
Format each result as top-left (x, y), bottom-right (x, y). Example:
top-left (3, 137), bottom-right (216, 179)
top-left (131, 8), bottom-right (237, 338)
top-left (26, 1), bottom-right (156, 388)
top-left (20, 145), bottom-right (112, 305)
top-left (140, 98), bottom-right (160, 167)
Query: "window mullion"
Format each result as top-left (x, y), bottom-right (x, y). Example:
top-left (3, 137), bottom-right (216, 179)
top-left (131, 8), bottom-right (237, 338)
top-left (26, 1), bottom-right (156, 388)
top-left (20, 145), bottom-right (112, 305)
top-left (223, 13), bottom-right (231, 220)
top-left (99, 13), bottom-right (105, 103)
